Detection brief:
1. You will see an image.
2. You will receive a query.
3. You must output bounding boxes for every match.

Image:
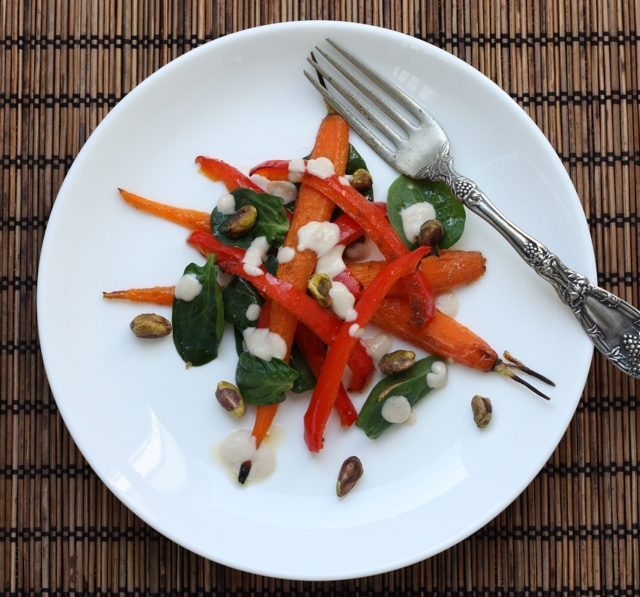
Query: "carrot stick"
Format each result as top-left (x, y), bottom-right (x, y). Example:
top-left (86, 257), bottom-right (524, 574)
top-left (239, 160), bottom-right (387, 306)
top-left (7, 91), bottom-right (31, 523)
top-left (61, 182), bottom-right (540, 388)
top-left (102, 286), bottom-right (175, 305)
top-left (251, 114), bottom-right (350, 447)
top-left (118, 189), bottom-right (211, 233)
top-left (371, 297), bottom-right (498, 371)
top-left (347, 250), bottom-right (486, 296)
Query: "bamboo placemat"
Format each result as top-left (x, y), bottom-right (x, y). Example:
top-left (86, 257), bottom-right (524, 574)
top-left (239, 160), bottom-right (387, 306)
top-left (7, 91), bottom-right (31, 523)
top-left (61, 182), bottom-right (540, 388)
top-left (2, 0), bottom-right (639, 594)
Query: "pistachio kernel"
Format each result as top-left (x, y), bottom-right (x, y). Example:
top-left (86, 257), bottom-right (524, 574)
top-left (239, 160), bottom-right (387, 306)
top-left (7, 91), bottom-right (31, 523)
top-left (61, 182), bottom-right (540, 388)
top-left (215, 382), bottom-right (246, 418)
top-left (350, 168), bottom-right (373, 191)
top-left (336, 456), bottom-right (364, 498)
top-left (129, 313), bottom-right (172, 338)
top-left (471, 395), bottom-right (492, 428)
top-left (418, 219), bottom-right (444, 248)
top-left (225, 204), bottom-right (258, 238)
top-left (307, 272), bottom-right (333, 308)
top-left (378, 350), bottom-right (416, 375)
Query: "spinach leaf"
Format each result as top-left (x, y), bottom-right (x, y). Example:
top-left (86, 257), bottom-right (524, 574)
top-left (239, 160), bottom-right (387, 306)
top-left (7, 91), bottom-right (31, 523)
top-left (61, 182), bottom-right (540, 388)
top-left (233, 326), bottom-right (245, 357)
top-left (172, 254), bottom-right (225, 366)
top-left (264, 253), bottom-right (279, 276)
top-left (387, 176), bottom-right (465, 249)
top-left (210, 188), bottom-right (289, 250)
top-left (222, 275), bottom-right (264, 330)
top-left (289, 342), bottom-right (316, 394)
top-left (235, 352), bottom-right (298, 406)
top-left (356, 356), bottom-right (444, 439)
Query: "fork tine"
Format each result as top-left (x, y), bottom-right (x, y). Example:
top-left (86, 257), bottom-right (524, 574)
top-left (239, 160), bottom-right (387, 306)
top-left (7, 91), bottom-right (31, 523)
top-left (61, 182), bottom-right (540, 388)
top-left (313, 46), bottom-right (417, 134)
top-left (306, 56), bottom-right (406, 150)
top-left (326, 38), bottom-right (427, 123)
top-left (303, 70), bottom-right (397, 164)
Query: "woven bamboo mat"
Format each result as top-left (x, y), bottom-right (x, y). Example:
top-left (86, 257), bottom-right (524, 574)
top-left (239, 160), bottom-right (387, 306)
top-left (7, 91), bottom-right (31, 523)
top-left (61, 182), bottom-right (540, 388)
top-left (2, 0), bottom-right (639, 594)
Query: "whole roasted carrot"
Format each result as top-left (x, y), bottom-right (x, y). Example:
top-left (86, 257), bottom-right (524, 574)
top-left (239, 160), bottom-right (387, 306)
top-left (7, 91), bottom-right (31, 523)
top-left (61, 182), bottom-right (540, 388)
top-left (347, 250), bottom-right (486, 296)
top-left (250, 114), bottom-right (351, 450)
top-left (118, 189), bottom-right (211, 233)
top-left (372, 297), bottom-right (498, 371)
top-left (103, 286), bottom-right (175, 305)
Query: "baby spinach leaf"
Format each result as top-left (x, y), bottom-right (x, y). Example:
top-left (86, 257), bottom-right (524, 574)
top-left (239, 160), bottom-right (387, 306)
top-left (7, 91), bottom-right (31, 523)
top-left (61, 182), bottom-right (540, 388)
top-left (387, 176), bottom-right (465, 249)
top-left (210, 188), bottom-right (289, 250)
top-left (172, 254), bottom-right (225, 367)
top-left (289, 342), bottom-right (316, 394)
top-left (222, 275), bottom-right (264, 331)
top-left (356, 356), bottom-right (444, 439)
top-left (235, 352), bottom-right (298, 406)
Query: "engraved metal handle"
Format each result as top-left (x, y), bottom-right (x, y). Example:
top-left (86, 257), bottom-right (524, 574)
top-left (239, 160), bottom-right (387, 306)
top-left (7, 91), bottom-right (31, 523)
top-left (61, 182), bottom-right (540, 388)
top-left (419, 149), bottom-right (640, 379)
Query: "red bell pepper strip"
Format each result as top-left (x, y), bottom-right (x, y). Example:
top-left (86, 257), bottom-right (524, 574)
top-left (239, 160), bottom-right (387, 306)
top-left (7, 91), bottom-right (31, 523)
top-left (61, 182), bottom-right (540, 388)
top-left (294, 324), bottom-right (358, 427)
top-left (187, 230), bottom-right (247, 262)
top-left (217, 260), bottom-right (374, 392)
top-left (303, 245), bottom-right (430, 452)
top-left (196, 156), bottom-right (265, 193)
top-left (332, 269), bottom-right (363, 300)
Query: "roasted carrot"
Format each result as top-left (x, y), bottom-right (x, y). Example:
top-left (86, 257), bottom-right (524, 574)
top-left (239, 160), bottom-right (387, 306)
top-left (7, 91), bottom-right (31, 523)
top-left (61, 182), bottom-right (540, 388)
top-left (371, 297), bottom-right (498, 371)
top-left (347, 250), bottom-right (486, 296)
top-left (102, 286), bottom-right (175, 305)
top-left (251, 113), bottom-right (351, 448)
top-left (118, 189), bottom-right (211, 233)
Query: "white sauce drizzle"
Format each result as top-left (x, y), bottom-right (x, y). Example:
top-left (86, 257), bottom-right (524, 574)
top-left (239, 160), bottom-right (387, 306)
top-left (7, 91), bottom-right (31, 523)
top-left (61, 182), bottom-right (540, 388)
top-left (242, 236), bottom-right (269, 275)
top-left (243, 327), bottom-right (287, 361)
top-left (266, 180), bottom-right (298, 204)
top-left (216, 193), bottom-right (235, 215)
top-left (288, 158), bottom-right (306, 183)
top-left (426, 360), bottom-right (448, 388)
top-left (328, 281), bottom-right (356, 320)
top-left (218, 429), bottom-right (276, 482)
top-left (348, 324), bottom-right (363, 338)
top-left (174, 273), bottom-right (202, 302)
top-left (400, 202), bottom-right (437, 244)
top-left (315, 244), bottom-right (346, 280)
top-left (435, 291), bottom-right (459, 318)
top-left (249, 174), bottom-right (270, 191)
top-left (381, 395), bottom-right (412, 424)
top-left (296, 221), bottom-right (340, 257)
top-left (362, 333), bottom-right (393, 364)
top-left (245, 304), bottom-right (261, 322)
top-left (306, 157), bottom-right (335, 179)
top-left (277, 246), bottom-right (295, 264)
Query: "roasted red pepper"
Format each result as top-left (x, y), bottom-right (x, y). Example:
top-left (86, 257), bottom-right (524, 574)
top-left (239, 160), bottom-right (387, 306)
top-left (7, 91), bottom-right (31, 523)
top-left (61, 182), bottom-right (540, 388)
top-left (196, 156), bottom-right (265, 193)
top-left (294, 324), bottom-right (358, 427)
top-left (303, 246), bottom-right (430, 452)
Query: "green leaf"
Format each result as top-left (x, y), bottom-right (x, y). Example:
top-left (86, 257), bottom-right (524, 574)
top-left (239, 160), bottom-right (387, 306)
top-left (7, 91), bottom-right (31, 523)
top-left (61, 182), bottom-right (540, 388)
top-left (172, 254), bottom-right (225, 366)
top-left (222, 275), bottom-right (264, 331)
top-left (289, 342), bottom-right (316, 394)
top-left (235, 352), bottom-right (298, 406)
top-left (356, 356), bottom-right (444, 439)
top-left (264, 253), bottom-right (279, 276)
top-left (210, 188), bottom-right (289, 249)
top-left (387, 176), bottom-right (465, 250)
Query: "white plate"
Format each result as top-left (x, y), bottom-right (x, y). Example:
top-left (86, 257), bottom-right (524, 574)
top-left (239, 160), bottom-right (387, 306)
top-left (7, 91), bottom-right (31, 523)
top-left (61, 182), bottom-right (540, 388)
top-left (38, 22), bottom-right (596, 580)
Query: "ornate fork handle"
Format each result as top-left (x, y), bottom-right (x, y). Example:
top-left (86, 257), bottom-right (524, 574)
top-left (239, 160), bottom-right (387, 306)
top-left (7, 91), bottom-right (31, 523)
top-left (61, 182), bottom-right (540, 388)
top-left (418, 149), bottom-right (640, 379)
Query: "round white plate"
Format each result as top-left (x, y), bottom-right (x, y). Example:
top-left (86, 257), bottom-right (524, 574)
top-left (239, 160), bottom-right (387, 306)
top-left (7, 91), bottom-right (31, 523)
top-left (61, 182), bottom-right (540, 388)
top-left (38, 22), bottom-right (596, 580)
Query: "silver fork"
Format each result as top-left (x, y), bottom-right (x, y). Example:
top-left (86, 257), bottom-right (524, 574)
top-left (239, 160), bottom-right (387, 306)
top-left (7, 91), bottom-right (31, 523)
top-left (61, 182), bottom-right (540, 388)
top-left (305, 38), bottom-right (640, 380)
